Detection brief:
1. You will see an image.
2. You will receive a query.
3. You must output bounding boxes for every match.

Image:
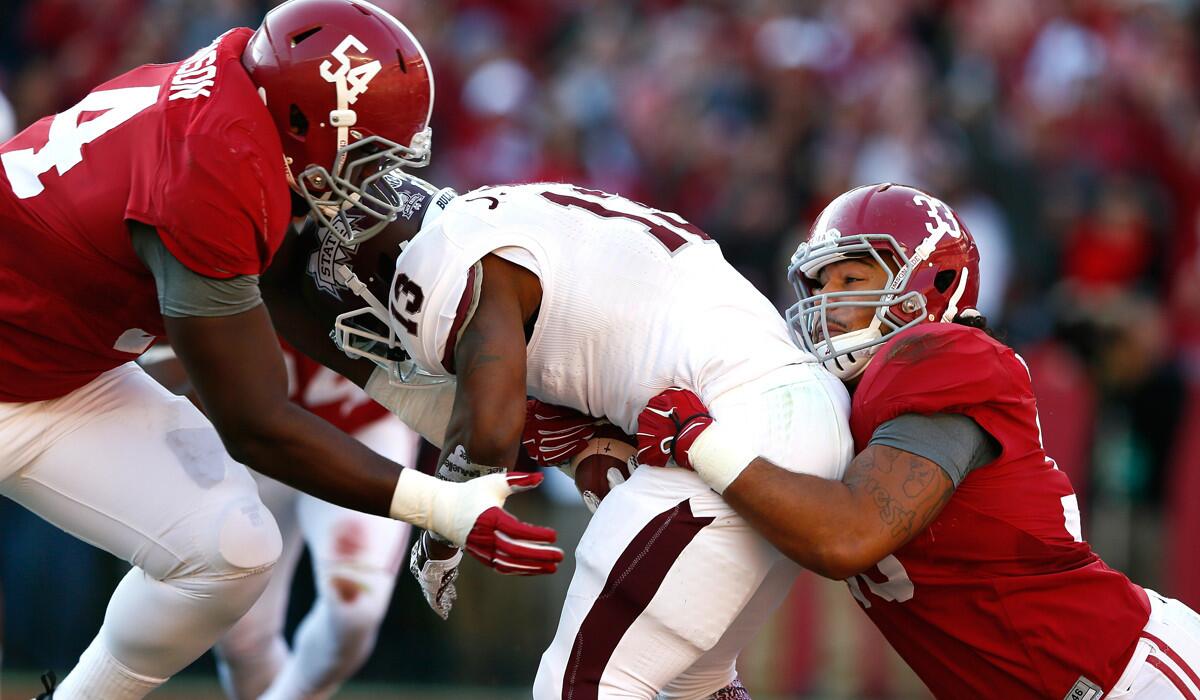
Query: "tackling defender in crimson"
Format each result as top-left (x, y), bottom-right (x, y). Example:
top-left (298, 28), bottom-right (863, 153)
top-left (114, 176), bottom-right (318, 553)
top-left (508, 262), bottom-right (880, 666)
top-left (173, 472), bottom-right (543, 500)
top-left (635, 183), bottom-right (1200, 699)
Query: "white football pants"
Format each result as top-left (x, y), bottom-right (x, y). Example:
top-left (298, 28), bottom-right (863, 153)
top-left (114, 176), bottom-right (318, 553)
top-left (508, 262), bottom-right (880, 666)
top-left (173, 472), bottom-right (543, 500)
top-left (1108, 590), bottom-right (1200, 699)
top-left (0, 362), bottom-right (283, 699)
top-left (534, 363), bottom-right (853, 699)
top-left (214, 417), bottom-right (418, 700)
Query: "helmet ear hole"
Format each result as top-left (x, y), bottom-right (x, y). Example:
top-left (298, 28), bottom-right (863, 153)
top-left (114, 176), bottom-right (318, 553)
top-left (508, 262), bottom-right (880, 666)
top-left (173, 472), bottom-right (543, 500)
top-left (934, 269), bottom-right (957, 293)
top-left (288, 104), bottom-right (309, 138)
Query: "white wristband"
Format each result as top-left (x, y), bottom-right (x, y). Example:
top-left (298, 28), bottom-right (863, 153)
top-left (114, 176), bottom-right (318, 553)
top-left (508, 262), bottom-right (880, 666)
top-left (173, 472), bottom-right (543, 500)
top-left (687, 421), bottom-right (758, 494)
top-left (389, 469), bottom-right (466, 546)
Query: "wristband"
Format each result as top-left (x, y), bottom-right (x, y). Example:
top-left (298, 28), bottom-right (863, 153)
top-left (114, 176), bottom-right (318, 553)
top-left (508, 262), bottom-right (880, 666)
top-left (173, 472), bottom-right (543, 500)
top-left (686, 421), bottom-right (758, 494)
top-left (389, 469), bottom-right (463, 545)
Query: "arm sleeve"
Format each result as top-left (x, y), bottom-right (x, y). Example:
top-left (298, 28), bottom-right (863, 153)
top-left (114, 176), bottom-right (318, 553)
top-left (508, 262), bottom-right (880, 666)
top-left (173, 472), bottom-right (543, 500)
top-left (867, 412), bottom-right (1001, 486)
top-left (130, 224), bottom-right (263, 318)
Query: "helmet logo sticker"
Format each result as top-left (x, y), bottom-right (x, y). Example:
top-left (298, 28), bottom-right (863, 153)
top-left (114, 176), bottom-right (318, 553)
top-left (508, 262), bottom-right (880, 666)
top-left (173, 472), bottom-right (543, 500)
top-left (319, 35), bottom-right (382, 105)
top-left (396, 191), bottom-right (426, 220)
top-left (308, 226), bottom-right (358, 300)
top-left (912, 194), bottom-right (962, 240)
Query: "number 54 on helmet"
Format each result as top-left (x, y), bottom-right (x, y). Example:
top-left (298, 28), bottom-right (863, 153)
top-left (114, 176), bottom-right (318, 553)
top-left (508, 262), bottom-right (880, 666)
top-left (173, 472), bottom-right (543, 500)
top-left (243, 0), bottom-right (435, 243)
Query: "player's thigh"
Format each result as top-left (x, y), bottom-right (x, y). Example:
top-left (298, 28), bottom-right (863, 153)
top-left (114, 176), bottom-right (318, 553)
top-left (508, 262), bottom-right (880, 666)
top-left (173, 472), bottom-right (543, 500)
top-left (1112, 592), bottom-right (1200, 699)
top-left (537, 467), bottom-right (781, 699)
top-left (660, 555), bottom-right (800, 699)
top-left (0, 363), bottom-right (280, 581)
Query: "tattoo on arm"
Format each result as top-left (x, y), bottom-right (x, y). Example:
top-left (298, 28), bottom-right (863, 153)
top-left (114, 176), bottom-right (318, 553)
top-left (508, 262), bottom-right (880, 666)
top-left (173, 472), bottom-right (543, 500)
top-left (845, 446), bottom-right (954, 545)
top-left (453, 322), bottom-right (503, 382)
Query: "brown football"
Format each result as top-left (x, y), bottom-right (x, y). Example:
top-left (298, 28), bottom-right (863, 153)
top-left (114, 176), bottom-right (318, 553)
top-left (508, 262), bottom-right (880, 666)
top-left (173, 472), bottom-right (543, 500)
top-left (572, 425), bottom-right (638, 510)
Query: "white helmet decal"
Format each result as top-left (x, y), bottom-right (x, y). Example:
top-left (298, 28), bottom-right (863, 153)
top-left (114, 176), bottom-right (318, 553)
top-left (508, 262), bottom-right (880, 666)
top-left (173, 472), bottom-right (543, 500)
top-left (319, 35), bottom-right (381, 105)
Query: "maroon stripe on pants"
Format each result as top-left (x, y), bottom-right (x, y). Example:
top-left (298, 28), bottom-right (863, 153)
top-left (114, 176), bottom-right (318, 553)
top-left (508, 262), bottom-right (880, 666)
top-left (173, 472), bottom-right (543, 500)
top-left (1144, 631), bottom-right (1200, 692)
top-left (1146, 655), bottom-right (1198, 699)
top-left (562, 500), bottom-right (715, 700)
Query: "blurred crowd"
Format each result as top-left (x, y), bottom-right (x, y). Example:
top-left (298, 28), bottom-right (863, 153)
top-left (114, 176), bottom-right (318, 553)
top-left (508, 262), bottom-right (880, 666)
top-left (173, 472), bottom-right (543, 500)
top-left (3, 0), bottom-right (1200, 696)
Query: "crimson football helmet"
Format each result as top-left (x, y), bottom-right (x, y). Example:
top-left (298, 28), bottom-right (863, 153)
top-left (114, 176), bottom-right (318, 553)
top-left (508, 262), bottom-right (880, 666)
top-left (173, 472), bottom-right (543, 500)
top-left (243, 0), bottom-right (434, 243)
top-left (786, 183), bottom-right (981, 380)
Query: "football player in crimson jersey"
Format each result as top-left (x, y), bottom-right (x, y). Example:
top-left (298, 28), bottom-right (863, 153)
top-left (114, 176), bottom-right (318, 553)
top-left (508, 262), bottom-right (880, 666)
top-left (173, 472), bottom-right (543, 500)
top-left (635, 183), bottom-right (1200, 699)
top-left (0, 1), bottom-right (558, 697)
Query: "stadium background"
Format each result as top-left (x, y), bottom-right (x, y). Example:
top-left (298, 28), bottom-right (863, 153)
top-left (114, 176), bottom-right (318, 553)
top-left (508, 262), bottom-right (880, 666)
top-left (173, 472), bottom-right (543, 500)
top-left (2, 0), bottom-right (1199, 697)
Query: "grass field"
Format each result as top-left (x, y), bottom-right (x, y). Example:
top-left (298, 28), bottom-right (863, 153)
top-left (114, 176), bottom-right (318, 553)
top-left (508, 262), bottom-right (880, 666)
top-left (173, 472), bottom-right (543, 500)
top-left (2, 673), bottom-right (536, 699)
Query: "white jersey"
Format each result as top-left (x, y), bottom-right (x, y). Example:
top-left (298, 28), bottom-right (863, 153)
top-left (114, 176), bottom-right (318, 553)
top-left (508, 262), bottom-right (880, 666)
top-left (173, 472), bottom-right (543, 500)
top-left (390, 183), bottom-right (808, 433)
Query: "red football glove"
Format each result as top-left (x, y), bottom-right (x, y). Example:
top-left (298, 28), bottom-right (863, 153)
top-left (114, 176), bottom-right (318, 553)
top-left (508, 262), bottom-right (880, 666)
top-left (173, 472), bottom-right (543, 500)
top-left (522, 399), bottom-right (602, 468)
top-left (636, 388), bottom-right (714, 470)
top-left (463, 472), bottom-right (564, 575)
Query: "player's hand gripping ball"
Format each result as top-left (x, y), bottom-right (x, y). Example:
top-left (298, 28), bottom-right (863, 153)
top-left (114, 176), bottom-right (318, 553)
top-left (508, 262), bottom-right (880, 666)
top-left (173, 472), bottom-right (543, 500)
top-left (571, 424), bottom-right (638, 513)
top-left (521, 400), bottom-right (637, 512)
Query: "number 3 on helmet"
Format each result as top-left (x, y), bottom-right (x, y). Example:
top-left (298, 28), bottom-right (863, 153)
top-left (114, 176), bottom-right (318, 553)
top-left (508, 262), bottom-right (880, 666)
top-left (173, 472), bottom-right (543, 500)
top-left (243, 0), bottom-right (434, 243)
top-left (786, 183), bottom-right (981, 380)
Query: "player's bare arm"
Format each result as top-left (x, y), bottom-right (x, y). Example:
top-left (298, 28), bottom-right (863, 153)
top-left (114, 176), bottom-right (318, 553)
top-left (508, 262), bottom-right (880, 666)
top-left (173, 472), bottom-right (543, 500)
top-left (439, 253), bottom-right (542, 470)
top-left (167, 305), bottom-right (410, 515)
top-left (637, 389), bottom-right (957, 580)
top-left (420, 254), bottom-right (541, 568)
top-left (718, 447), bottom-right (953, 580)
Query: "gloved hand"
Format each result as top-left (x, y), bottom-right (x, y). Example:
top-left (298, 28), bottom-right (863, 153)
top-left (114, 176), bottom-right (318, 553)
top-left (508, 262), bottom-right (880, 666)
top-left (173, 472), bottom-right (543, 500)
top-left (389, 470), bottom-right (563, 574)
top-left (410, 531), bottom-right (463, 619)
top-left (521, 399), bottom-right (603, 470)
top-left (571, 425), bottom-right (639, 513)
top-left (636, 388), bottom-right (714, 469)
top-left (635, 388), bottom-right (757, 495)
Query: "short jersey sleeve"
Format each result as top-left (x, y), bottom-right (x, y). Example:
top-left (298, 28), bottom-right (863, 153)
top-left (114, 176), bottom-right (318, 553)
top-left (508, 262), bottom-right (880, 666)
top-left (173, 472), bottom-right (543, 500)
top-left (126, 28), bottom-right (291, 279)
top-left (868, 412), bottom-right (1001, 485)
top-left (391, 221), bottom-right (484, 376)
top-left (152, 124), bottom-right (287, 278)
top-left (854, 325), bottom-right (1017, 428)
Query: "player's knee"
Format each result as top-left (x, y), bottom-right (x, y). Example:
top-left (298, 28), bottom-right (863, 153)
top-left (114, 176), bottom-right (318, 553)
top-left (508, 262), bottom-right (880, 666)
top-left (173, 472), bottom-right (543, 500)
top-left (321, 567), bottom-right (394, 633)
top-left (180, 494), bottom-right (283, 583)
top-left (212, 496), bottom-right (283, 578)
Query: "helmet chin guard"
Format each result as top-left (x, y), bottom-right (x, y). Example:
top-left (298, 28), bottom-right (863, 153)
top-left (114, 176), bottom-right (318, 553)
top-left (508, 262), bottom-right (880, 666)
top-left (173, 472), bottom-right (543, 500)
top-left (331, 263), bottom-right (448, 386)
top-left (810, 327), bottom-right (883, 381)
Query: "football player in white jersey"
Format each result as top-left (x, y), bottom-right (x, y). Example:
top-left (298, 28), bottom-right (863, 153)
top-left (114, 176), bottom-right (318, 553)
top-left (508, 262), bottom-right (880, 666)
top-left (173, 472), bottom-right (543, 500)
top-left (272, 172), bottom-right (854, 699)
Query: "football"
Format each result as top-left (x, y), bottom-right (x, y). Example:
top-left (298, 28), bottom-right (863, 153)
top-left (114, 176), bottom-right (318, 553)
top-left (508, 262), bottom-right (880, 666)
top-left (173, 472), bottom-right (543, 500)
top-left (571, 425), bottom-right (639, 512)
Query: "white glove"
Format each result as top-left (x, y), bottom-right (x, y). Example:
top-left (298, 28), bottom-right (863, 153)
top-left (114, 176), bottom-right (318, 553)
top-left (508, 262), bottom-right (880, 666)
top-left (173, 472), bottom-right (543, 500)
top-left (389, 470), bottom-right (562, 575)
top-left (409, 532), bottom-right (463, 619)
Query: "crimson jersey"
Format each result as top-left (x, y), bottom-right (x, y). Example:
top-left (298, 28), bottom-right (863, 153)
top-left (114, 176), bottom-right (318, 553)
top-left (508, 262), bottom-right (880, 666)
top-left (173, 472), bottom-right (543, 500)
top-left (278, 341), bottom-right (389, 435)
top-left (848, 323), bottom-right (1149, 699)
top-left (0, 29), bottom-right (291, 402)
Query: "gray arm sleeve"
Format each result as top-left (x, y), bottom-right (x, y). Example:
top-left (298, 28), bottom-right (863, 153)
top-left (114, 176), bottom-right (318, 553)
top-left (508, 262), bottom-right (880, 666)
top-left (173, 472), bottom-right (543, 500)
top-left (130, 225), bottom-right (263, 318)
top-left (867, 412), bottom-right (1001, 486)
